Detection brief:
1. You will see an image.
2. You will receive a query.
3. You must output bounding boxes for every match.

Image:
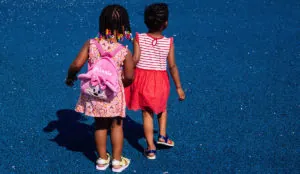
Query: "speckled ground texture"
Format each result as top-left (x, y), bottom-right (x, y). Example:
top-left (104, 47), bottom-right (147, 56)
top-left (0, 0), bottom-right (299, 173)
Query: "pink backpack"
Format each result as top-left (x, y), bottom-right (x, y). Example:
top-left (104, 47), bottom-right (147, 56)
top-left (77, 40), bottom-right (123, 101)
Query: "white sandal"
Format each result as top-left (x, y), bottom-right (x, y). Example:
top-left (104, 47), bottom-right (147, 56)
top-left (96, 153), bottom-right (110, 171)
top-left (112, 156), bottom-right (130, 173)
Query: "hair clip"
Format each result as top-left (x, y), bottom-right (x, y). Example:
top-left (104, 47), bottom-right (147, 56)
top-left (124, 31), bottom-right (133, 41)
top-left (97, 29), bottom-right (133, 41)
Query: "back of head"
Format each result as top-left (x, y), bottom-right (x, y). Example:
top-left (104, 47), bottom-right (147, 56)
top-left (144, 3), bottom-right (169, 32)
top-left (99, 4), bottom-right (131, 40)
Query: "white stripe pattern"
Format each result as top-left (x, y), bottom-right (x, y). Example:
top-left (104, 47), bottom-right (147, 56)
top-left (136, 33), bottom-right (172, 71)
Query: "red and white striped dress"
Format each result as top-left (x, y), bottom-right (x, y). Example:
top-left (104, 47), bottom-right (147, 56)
top-left (125, 33), bottom-right (173, 114)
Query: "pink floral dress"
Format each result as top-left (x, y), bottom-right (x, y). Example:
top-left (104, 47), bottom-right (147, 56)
top-left (75, 39), bottom-right (128, 118)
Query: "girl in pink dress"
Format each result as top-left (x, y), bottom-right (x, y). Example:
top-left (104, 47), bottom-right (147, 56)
top-left (125, 3), bottom-right (186, 159)
top-left (65, 4), bottom-right (134, 173)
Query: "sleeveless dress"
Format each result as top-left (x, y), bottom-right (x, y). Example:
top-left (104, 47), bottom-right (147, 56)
top-left (125, 33), bottom-right (173, 114)
top-left (75, 39), bottom-right (128, 118)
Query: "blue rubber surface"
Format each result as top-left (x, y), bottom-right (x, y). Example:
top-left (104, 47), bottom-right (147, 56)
top-left (0, 0), bottom-right (299, 173)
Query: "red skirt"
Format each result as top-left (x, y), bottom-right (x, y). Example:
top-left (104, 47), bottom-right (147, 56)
top-left (125, 68), bottom-right (170, 114)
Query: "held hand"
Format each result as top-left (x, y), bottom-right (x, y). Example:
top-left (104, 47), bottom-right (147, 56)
top-left (65, 76), bottom-right (77, 87)
top-left (176, 87), bottom-right (185, 101)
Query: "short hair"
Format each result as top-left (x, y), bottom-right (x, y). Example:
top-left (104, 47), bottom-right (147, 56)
top-left (144, 3), bottom-right (169, 32)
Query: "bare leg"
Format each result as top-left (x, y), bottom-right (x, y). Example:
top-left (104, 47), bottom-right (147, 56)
top-left (111, 117), bottom-right (126, 168)
top-left (143, 110), bottom-right (156, 156)
top-left (94, 118), bottom-right (110, 167)
top-left (157, 111), bottom-right (167, 137)
top-left (157, 111), bottom-right (173, 144)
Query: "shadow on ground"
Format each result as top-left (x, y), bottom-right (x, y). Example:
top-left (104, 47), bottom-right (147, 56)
top-left (43, 110), bottom-right (159, 160)
top-left (123, 115), bottom-right (165, 152)
top-left (123, 115), bottom-right (145, 153)
top-left (43, 109), bottom-right (97, 163)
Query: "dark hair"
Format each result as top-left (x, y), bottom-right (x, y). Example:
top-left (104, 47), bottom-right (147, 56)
top-left (99, 4), bottom-right (131, 37)
top-left (144, 3), bottom-right (169, 32)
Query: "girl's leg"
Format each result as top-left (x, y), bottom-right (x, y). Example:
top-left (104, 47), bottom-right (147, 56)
top-left (157, 111), bottom-right (173, 144)
top-left (157, 111), bottom-right (167, 137)
top-left (143, 110), bottom-right (156, 153)
top-left (95, 118), bottom-right (110, 166)
top-left (110, 117), bottom-right (126, 168)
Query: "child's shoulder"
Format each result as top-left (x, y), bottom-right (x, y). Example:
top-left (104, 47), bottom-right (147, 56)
top-left (135, 33), bottom-right (173, 45)
top-left (87, 38), bottom-right (129, 56)
top-left (87, 38), bottom-right (125, 48)
top-left (136, 32), bottom-right (172, 39)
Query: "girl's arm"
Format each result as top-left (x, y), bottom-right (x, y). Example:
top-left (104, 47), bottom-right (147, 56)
top-left (132, 37), bottom-right (141, 66)
top-left (122, 50), bottom-right (134, 87)
top-left (65, 40), bottom-right (89, 86)
top-left (167, 43), bottom-right (186, 101)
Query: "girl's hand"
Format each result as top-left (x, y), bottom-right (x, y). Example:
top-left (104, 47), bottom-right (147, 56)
top-left (66, 40), bottom-right (89, 87)
top-left (65, 76), bottom-right (77, 87)
top-left (167, 41), bottom-right (185, 101)
top-left (176, 87), bottom-right (185, 101)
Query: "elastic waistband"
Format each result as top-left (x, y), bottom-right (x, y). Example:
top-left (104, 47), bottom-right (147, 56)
top-left (135, 67), bottom-right (167, 72)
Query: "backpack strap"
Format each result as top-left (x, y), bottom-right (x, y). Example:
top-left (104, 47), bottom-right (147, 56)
top-left (92, 39), bottom-right (124, 58)
top-left (108, 44), bottom-right (124, 57)
top-left (92, 39), bottom-right (105, 55)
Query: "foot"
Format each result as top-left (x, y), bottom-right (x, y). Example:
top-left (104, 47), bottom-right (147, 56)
top-left (144, 148), bottom-right (156, 160)
top-left (157, 134), bottom-right (175, 147)
top-left (96, 153), bottom-right (110, 171)
top-left (112, 156), bottom-right (130, 173)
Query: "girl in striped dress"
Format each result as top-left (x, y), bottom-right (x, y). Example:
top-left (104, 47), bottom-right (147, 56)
top-left (125, 3), bottom-right (186, 159)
